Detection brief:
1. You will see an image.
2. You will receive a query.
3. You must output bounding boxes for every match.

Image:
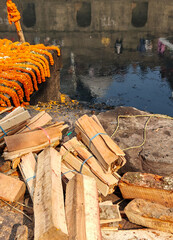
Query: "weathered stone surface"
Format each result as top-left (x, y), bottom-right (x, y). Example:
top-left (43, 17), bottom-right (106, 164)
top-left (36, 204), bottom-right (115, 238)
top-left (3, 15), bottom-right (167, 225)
top-left (97, 106), bottom-right (173, 176)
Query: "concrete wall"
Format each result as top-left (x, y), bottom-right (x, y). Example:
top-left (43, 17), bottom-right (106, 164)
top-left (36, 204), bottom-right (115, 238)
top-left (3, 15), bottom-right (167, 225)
top-left (0, 0), bottom-right (172, 52)
top-left (0, 0), bottom-right (173, 34)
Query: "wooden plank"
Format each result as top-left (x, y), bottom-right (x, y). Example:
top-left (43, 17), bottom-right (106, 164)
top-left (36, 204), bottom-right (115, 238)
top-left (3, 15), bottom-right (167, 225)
top-left (124, 199), bottom-right (173, 233)
top-left (3, 136), bottom-right (60, 160)
top-left (119, 172), bottom-right (173, 207)
top-left (19, 153), bottom-right (36, 200)
top-left (0, 111), bottom-right (31, 132)
top-left (0, 172), bottom-right (26, 202)
top-left (102, 229), bottom-right (173, 240)
top-left (34, 147), bottom-right (68, 240)
top-left (60, 145), bottom-right (109, 196)
top-left (65, 174), bottom-right (102, 240)
top-left (5, 125), bottom-right (62, 152)
top-left (63, 137), bottom-right (120, 191)
top-left (0, 106), bottom-right (24, 123)
top-left (17, 111), bottom-right (52, 133)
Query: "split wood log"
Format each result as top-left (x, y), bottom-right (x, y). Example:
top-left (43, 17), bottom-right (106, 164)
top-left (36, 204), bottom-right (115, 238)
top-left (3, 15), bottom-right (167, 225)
top-left (101, 229), bottom-right (173, 240)
top-left (17, 111), bottom-right (52, 133)
top-left (11, 157), bottom-right (20, 169)
top-left (0, 106), bottom-right (13, 114)
top-left (60, 145), bottom-right (109, 196)
top-left (19, 153), bottom-right (36, 200)
top-left (34, 147), bottom-right (68, 240)
top-left (124, 199), bottom-right (173, 233)
top-left (61, 161), bottom-right (76, 188)
top-left (3, 136), bottom-right (60, 160)
top-left (100, 222), bottom-right (119, 231)
top-left (0, 106), bottom-right (24, 123)
top-left (0, 110), bottom-right (30, 133)
top-left (5, 125), bottom-right (62, 152)
top-left (75, 114), bottom-right (126, 173)
top-left (0, 172), bottom-right (26, 202)
top-left (119, 172), bottom-right (173, 207)
top-left (62, 137), bottom-right (120, 191)
top-left (99, 203), bottom-right (121, 224)
top-left (65, 174), bottom-right (102, 240)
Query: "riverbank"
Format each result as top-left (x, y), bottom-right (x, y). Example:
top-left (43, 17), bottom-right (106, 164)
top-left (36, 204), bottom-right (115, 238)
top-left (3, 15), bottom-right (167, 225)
top-left (0, 100), bottom-right (173, 239)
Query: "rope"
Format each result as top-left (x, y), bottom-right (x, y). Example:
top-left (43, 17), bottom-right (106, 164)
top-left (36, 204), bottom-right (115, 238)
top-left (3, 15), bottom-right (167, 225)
top-left (89, 132), bottom-right (107, 148)
top-left (111, 114), bottom-right (173, 151)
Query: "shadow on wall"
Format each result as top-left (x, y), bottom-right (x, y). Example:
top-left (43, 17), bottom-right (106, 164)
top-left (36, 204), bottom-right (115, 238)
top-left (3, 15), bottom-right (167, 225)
top-left (131, 2), bottom-right (148, 27)
top-left (22, 3), bottom-right (36, 28)
top-left (76, 2), bottom-right (91, 27)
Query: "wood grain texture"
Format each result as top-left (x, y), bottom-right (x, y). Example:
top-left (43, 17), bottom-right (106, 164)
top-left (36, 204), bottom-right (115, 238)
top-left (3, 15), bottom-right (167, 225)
top-left (34, 147), bottom-right (68, 240)
top-left (125, 199), bottom-right (173, 233)
top-left (65, 174), bottom-right (102, 240)
top-left (0, 173), bottom-right (26, 202)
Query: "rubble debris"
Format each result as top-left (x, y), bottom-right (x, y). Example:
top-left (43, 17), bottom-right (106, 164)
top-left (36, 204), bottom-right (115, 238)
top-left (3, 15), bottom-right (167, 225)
top-left (34, 147), bottom-right (68, 240)
top-left (65, 174), bottom-right (102, 240)
top-left (124, 198), bottom-right (173, 233)
top-left (0, 172), bottom-right (26, 202)
top-left (75, 114), bottom-right (126, 173)
top-left (119, 172), bottom-right (173, 207)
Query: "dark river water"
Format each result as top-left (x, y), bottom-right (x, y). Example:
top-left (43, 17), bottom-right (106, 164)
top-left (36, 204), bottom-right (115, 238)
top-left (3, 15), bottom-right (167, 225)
top-left (60, 43), bottom-right (173, 116)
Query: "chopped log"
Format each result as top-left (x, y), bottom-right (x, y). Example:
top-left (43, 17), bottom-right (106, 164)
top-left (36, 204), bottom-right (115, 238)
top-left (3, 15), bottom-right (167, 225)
top-left (5, 125), bottom-right (62, 152)
top-left (99, 204), bottom-right (121, 224)
top-left (60, 145), bottom-right (109, 196)
top-left (34, 147), bottom-right (68, 240)
top-left (65, 174), bottom-right (102, 240)
top-left (100, 222), bottom-right (119, 231)
top-left (0, 173), bottom-right (26, 202)
top-left (62, 137), bottom-right (120, 194)
top-left (17, 111), bottom-right (52, 133)
top-left (101, 229), bottom-right (173, 240)
top-left (0, 106), bottom-right (25, 123)
top-left (124, 199), bottom-right (173, 233)
top-left (119, 172), bottom-right (173, 207)
top-left (75, 114), bottom-right (126, 172)
top-left (0, 110), bottom-right (30, 133)
top-left (0, 106), bottom-right (13, 114)
top-left (3, 136), bottom-right (60, 160)
top-left (19, 153), bottom-right (36, 200)
top-left (11, 157), bottom-right (21, 169)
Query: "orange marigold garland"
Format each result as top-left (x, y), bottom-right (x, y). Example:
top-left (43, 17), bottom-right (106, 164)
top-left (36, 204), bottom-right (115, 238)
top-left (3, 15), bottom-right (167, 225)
top-left (6, 0), bottom-right (21, 31)
top-left (0, 38), bottom-right (61, 108)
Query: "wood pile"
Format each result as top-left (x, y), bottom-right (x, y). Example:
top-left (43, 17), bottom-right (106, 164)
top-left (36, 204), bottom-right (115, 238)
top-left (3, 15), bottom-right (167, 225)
top-left (1, 109), bottom-right (173, 239)
top-left (60, 136), bottom-right (120, 196)
top-left (75, 114), bottom-right (126, 173)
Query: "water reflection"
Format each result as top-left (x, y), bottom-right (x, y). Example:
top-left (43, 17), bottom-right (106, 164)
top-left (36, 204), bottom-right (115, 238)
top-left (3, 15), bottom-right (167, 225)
top-left (60, 42), bottom-right (173, 116)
